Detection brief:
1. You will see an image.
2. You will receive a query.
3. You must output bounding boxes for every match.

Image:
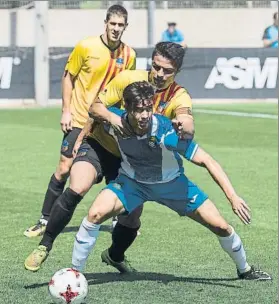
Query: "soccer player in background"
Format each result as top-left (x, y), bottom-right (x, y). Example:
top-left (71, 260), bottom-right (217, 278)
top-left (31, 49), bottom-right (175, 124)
top-left (72, 81), bottom-right (271, 281)
top-left (24, 42), bottom-right (194, 272)
top-left (262, 12), bottom-right (278, 48)
top-left (161, 22), bottom-right (187, 48)
top-left (24, 5), bottom-right (136, 238)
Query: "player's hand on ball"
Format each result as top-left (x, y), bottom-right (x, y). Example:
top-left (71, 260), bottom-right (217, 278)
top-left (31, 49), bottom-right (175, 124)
top-left (230, 194), bottom-right (251, 225)
top-left (60, 111), bottom-right (72, 133)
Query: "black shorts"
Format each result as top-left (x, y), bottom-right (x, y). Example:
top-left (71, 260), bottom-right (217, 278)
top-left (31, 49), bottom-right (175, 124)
top-left (73, 137), bottom-right (121, 184)
top-left (60, 128), bottom-right (82, 158)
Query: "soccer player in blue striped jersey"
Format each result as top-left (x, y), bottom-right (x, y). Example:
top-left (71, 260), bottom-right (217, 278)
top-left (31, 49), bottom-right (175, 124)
top-left (71, 81), bottom-right (271, 281)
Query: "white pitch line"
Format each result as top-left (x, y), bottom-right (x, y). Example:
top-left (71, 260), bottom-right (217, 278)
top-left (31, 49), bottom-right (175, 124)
top-left (195, 109), bottom-right (278, 119)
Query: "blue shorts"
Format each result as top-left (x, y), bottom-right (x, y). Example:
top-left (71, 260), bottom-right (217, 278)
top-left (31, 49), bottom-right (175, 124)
top-left (105, 174), bottom-right (208, 216)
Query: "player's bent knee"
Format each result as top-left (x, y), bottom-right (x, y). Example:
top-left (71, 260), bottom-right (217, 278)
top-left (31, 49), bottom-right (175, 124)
top-left (87, 209), bottom-right (105, 224)
top-left (69, 179), bottom-right (93, 197)
top-left (214, 222), bottom-right (231, 237)
top-left (88, 189), bottom-right (125, 223)
top-left (193, 199), bottom-right (231, 236)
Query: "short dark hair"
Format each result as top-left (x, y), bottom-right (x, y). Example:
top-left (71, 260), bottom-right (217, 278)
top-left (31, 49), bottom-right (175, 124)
top-left (152, 42), bottom-right (185, 71)
top-left (123, 81), bottom-right (155, 110)
top-left (168, 22), bottom-right (177, 27)
top-left (273, 12), bottom-right (278, 20)
top-left (106, 5), bottom-right (128, 23)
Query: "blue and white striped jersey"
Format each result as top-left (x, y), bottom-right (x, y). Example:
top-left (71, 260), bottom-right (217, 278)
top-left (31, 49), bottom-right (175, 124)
top-left (106, 107), bottom-right (198, 184)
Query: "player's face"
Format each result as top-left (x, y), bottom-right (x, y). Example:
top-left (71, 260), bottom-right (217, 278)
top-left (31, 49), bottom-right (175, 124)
top-left (129, 99), bottom-right (153, 133)
top-left (150, 54), bottom-right (176, 89)
top-left (105, 14), bottom-right (127, 42)
top-left (168, 25), bottom-right (175, 34)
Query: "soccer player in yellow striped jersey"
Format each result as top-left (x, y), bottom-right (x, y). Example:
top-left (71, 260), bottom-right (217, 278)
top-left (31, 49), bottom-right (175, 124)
top-left (89, 42), bottom-right (193, 157)
top-left (66, 35), bottom-right (135, 129)
top-left (23, 4), bottom-right (135, 243)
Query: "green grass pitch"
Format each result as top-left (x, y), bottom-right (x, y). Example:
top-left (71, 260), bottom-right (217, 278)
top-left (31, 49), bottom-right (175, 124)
top-left (0, 103), bottom-right (277, 304)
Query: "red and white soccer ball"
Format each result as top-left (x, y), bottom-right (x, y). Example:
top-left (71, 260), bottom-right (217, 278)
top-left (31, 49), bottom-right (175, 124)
top-left (48, 268), bottom-right (88, 304)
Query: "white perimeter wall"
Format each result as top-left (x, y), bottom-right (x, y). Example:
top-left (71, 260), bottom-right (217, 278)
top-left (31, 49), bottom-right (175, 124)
top-left (0, 8), bottom-right (276, 48)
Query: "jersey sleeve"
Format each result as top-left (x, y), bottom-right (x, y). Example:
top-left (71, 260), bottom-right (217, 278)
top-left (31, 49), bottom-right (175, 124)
top-left (157, 116), bottom-right (197, 159)
top-left (108, 106), bottom-right (125, 117)
top-left (65, 41), bottom-right (87, 76)
top-left (184, 141), bottom-right (199, 160)
top-left (176, 30), bottom-right (184, 43)
top-left (98, 71), bottom-right (130, 107)
top-left (164, 135), bottom-right (198, 161)
top-left (163, 132), bottom-right (196, 157)
top-left (262, 27), bottom-right (271, 40)
top-left (170, 90), bottom-right (193, 119)
top-left (127, 49), bottom-right (137, 70)
top-left (173, 90), bottom-right (192, 111)
top-left (156, 116), bottom-right (192, 153)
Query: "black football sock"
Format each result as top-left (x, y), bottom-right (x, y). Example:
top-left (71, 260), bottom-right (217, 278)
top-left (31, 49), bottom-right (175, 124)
top-left (40, 188), bottom-right (83, 252)
top-left (108, 223), bottom-right (139, 262)
top-left (41, 174), bottom-right (67, 221)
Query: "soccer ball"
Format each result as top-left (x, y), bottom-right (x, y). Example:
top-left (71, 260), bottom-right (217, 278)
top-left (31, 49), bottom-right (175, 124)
top-left (48, 268), bottom-right (88, 304)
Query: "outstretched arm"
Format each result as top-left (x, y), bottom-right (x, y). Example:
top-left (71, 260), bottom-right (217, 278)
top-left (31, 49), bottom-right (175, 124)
top-left (190, 147), bottom-right (251, 225)
top-left (159, 118), bottom-right (249, 225)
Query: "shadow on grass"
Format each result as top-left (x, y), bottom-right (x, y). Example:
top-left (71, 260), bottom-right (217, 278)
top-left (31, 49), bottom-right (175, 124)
top-left (61, 224), bottom-right (112, 234)
top-left (24, 271), bottom-right (241, 290)
top-left (85, 272), bottom-right (241, 288)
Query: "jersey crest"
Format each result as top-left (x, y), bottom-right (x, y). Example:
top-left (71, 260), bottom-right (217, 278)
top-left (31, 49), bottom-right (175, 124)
top-left (148, 136), bottom-right (157, 148)
top-left (156, 100), bottom-right (169, 114)
top-left (116, 57), bottom-right (124, 68)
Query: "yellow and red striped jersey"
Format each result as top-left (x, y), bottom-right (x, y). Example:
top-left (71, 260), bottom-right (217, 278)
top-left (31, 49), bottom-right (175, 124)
top-left (92, 70), bottom-right (192, 156)
top-left (65, 36), bottom-right (136, 128)
top-left (153, 81), bottom-right (192, 119)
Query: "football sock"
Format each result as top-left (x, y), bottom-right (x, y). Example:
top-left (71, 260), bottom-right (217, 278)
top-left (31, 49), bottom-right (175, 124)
top-left (40, 188), bottom-right (83, 251)
top-left (218, 226), bottom-right (250, 273)
top-left (41, 174), bottom-right (67, 220)
top-left (72, 217), bottom-right (100, 271)
top-left (39, 217), bottom-right (48, 225)
top-left (108, 223), bottom-right (138, 262)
